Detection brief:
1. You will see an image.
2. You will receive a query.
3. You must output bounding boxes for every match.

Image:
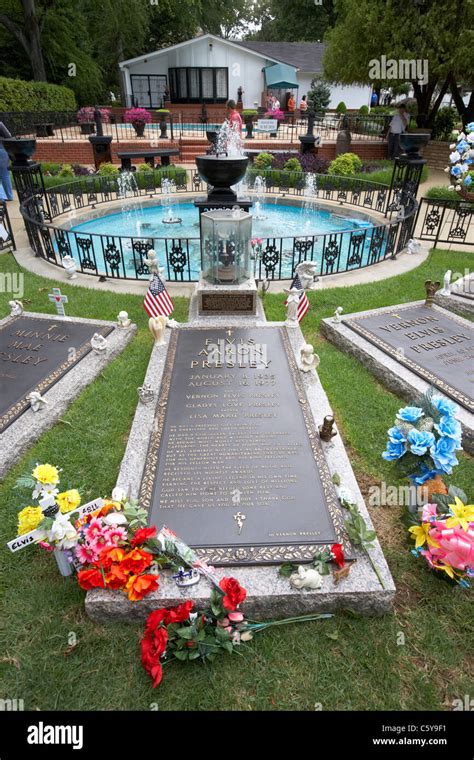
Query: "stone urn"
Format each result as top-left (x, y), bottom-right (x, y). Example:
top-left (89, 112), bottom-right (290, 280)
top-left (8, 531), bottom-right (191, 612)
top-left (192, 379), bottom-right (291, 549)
top-left (3, 137), bottom-right (37, 167)
top-left (133, 122), bottom-right (146, 138)
top-left (399, 132), bottom-right (431, 160)
top-left (195, 154), bottom-right (249, 201)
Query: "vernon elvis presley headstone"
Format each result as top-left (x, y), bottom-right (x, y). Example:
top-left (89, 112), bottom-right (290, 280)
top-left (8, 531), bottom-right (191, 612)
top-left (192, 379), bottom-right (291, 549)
top-left (140, 326), bottom-right (349, 565)
top-left (0, 315), bottom-right (113, 433)
top-left (344, 304), bottom-right (474, 412)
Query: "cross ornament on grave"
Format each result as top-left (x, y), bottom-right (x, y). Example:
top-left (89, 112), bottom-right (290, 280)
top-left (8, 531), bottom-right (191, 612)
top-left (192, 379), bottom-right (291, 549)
top-left (48, 287), bottom-right (68, 318)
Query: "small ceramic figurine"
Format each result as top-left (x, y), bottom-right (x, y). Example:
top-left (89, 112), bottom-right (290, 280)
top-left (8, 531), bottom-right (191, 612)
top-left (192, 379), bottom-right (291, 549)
top-left (284, 288), bottom-right (303, 325)
top-left (137, 382), bottom-right (155, 405)
top-left (26, 391), bottom-right (47, 413)
top-left (90, 332), bottom-right (108, 354)
top-left (62, 255), bottom-right (77, 279)
top-left (440, 269), bottom-right (452, 296)
top-left (424, 279), bottom-right (441, 307)
top-left (290, 565), bottom-right (323, 590)
top-left (144, 249), bottom-right (166, 280)
top-left (295, 261), bottom-right (318, 291)
top-left (407, 238), bottom-right (421, 255)
top-left (173, 567), bottom-right (200, 588)
top-left (333, 306), bottom-right (343, 323)
top-left (117, 310), bottom-right (131, 328)
top-left (299, 343), bottom-right (320, 373)
top-left (9, 300), bottom-right (23, 317)
top-left (319, 415), bottom-right (337, 441)
top-left (149, 315), bottom-right (168, 345)
top-left (167, 318), bottom-right (179, 328)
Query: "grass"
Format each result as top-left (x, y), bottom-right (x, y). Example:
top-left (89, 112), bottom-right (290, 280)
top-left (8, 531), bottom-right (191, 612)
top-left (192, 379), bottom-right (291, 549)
top-left (0, 248), bottom-right (472, 711)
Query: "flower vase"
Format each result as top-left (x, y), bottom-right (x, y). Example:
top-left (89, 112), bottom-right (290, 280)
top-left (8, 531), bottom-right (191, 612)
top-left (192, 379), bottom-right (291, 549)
top-left (133, 122), bottom-right (146, 138)
top-left (159, 119), bottom-right (168, 139)
top-left (54, 548), bottom-right (74, 576)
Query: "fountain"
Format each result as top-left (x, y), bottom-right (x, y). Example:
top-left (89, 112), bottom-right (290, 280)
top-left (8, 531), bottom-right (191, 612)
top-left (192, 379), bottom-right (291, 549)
top-left (161, 178), bottom-right (182, 224)
top-left (300, 172), bottom-right (319, 231)
top-left (195, 119), bottom-right (251, 210)
top-left (253, 176), bottom-right (267, 220)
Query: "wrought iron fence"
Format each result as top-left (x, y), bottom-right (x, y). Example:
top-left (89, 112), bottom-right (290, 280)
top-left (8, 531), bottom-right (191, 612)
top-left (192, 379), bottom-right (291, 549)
top-left (415, 198), bottom-right (474, 247)
top-left (1, 110), bottom-right (389, 144)
top-left (19, 169), bottom-right (416, 282)
top-left (0, 201), bottom-right (15, 251)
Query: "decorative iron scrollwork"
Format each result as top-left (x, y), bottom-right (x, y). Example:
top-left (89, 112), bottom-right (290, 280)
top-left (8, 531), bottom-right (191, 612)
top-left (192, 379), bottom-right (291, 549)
top-left (76, 236), bottom-right (96, 271)
top-left (104, 242), bottom-right (121, 274)
top-left (261, 244), bottom-right (280, 277)
top-left (169, 243), bottom-right (187, 275)
top-left (347, 232), bottom-right (366, 266)
top-left (323, 237), bottom-right (340, 272)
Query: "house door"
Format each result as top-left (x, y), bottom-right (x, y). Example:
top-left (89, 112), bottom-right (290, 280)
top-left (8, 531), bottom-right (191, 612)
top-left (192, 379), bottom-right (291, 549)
top-left (130, 75), bottom-right (168, 108)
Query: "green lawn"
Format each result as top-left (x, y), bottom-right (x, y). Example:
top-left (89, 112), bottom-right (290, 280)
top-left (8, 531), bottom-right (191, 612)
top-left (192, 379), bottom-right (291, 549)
top-left (0, 249), bottom-right (472, 711)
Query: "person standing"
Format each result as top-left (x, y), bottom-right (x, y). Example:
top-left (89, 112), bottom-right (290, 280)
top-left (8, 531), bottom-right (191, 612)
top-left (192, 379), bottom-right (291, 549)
top-left (287, 93), bottom-right (296, 113)
top-left (387, 104), bottom-right (409, 159)
top-left (0, 122), bottom-right (13, 201)
top-left (226, 99), bottom-right (242, 136)
top-left (299, 94), bottom-right (308, 112)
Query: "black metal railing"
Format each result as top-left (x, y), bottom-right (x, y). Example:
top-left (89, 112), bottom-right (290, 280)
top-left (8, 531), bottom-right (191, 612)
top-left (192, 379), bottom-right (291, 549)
top-left (415, 197), bottom-right (474, 247)
top-left (1, 110), bottom-right (389, 144)
top-left (0, 201), bottom-right (15, 251)
top-left (19, 169), bottom-right (417, 282)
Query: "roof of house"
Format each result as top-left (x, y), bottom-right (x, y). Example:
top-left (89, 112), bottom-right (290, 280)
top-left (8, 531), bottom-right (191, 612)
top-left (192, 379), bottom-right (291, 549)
top-left (232, 41), bottom-right (326, 72)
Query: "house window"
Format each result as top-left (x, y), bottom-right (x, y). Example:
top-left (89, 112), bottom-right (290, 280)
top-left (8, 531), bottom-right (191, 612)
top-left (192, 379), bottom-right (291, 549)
top-left (130, 75), bottom-right (168, 108)
top-left (169, 67), bottom-right (228, 103)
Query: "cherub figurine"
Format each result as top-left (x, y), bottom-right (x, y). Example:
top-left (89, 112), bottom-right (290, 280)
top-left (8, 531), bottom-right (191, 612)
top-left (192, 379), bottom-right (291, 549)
top-left (144, 249), bottom-right (166, 280)
top-left (90, 333), bottom-right (108, 354)
top-left (284, 288), bottom-right (303, 325)
top-left (295, 261), bottom-right (318, 291)
top-left (440, 270), bottom-right (452, 296)
top-left (117, 310), bottom-right (131, 328)
top-left (290, 565), bottom-right (323, 590)
top-left (424, 280), bottom-right (441, 307)
top-left (27, 391), bottom-right (47, 413)
top-left (62, 255), bottom-right (77, 279)
top-left (9, 300), bottom-right (23, 317)
top-left (149, 315), bottom-right (168, 345)
top-left (333, 306), bottom-right (343, 323)
top-left (299, 343), bottom-right (320, 373)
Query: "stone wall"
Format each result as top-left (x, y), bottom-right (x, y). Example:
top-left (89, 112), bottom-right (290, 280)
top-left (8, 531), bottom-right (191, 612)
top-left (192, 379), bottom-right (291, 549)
top-left (423, 140), bottom-right (449, 171)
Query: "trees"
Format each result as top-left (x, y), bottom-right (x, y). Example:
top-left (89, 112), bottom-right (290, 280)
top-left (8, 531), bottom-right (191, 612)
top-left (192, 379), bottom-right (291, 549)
top-left (307, 78), bottom-right (331, 114)
top-left (323, 0), bottom-right (474, 129)
top-left (0, 0), bottom-right (47, 81)
top-left (250, 0), bottom-right (335, 41)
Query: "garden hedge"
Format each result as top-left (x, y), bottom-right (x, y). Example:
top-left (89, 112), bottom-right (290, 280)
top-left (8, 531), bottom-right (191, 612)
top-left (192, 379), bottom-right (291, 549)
top-left (0, 77), bottom-right (76, 112)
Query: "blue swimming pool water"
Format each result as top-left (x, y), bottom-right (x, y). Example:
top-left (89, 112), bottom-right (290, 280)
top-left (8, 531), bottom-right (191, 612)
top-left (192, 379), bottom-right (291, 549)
top-left (64, 201), bottom-right (376, 279)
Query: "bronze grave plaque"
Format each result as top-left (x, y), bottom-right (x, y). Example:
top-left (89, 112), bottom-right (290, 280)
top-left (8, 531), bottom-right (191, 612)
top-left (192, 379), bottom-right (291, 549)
top-left (140, 326), bottom-right (350, 565)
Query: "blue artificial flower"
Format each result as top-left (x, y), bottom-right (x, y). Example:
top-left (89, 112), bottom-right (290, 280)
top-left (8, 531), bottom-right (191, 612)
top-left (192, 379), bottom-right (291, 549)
top-left (433, 395), bottom-right (459, 418)
top-left (459, 579), bottom-right (470, 589)
top-left (466, 122), bottom-right (474, 133)
top-left (407, 428), bottom-right (436, 456)
top-left (451, 165), bottom-right (462, 177)
top-left (435, 415), bottom-right (462, 444)
top-left (382, 427), bottom-right (407, 460)
top-left (397, 406), bottom-right (424, 423)
top-left (409, 463), bottom-right (438, 485)
top-left (465, 175), bottom-right (473, 186)
top-left (456, 139), bottom-right (469, 154)
top-left (430, 437), bottom-right (459, 474)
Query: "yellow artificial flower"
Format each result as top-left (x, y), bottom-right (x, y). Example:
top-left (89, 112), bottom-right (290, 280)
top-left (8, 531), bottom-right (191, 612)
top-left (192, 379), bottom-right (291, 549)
top-left (409, 523), bottom-right (440, 549)
top-left (445, 497), bottom-right (474, 532)
top-left (32, 463), bottom-right (60, 486)
top-left (18, 506), bottom-right (44, 535)
top-left (56, 489), bottom-right (81, 514)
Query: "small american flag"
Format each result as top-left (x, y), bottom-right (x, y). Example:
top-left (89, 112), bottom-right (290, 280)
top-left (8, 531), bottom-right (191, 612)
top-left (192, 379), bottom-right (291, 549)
top-left (287, 272), bottom-right (310, 322)
top-left (144, 274), bottom-right (174, 318)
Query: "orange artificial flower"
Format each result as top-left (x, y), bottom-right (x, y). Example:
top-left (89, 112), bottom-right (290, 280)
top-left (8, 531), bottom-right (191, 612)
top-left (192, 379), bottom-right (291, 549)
top-left (105, 564), bottom-right (129, 590)
top-left (126, 573), bottom-right (159, 601)
top-left (121, 548), bottom-right (153, 575)
top-left (99, 546), bottom-right (126, 571)
top-left (77, 568), bottom-right (106, 590)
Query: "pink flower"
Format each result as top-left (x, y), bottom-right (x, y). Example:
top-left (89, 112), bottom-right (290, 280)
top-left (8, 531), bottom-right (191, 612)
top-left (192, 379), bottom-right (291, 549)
top-left (228, 612), bottom-right (244, 623)
top-left (421, 503), bottom-right (437, 522)
top-left (75, 543), bottom-right (99, 565)
top-left (106, 527), bottom-right (127, 545)
top-left (86, 516), bottom-right (104, 541)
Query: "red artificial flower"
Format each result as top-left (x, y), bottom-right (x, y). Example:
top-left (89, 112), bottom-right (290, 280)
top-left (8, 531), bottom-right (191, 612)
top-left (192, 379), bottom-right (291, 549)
top-left (120, 548), bottom-right (153, 575)
top-left (131, 526), bottom-right (157, 548)
top-left (219, 577), bottom-right (247, 611)
top-left (105, 564), bottom-right (129, 590)
top-left (145, 609), bottom-right (168, 633)
top-left (331, 543), bottom-right (345, 568)
top-left (99, 546), bottom-right (126, 571)
top-left (164, 600), bottom-right (194, 625)
top-left (141, 626), bottom-right (168, 688)
top-left (126, 573), bottom-right (159, 601)
top-left (77, 568), bottom-right (106, 590)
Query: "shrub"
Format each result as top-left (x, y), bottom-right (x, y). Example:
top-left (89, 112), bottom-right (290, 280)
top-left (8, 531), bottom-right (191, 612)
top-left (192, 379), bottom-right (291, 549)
top-left (336, 102), bottom-right (347, 113)
top-left (264, 109), bottom-right (284, 120)
top-left (283, 157), bottom-right (302, 172)
top-left (431, 107), bottom-right (458, 141)
top-left (72, 164), bottom-right (92, 176)
top-left (242, 109), bottom-right (258, 118)
top-left (328, 152), bottom-right (363, 176)
top-left (97, 162), bottom-right (119, 176)
top-left (307, 77), bottom-right (331, 114)
top-left (359, 105), bottom-right (369, 115)
top-left (254, 152), bottom-right (274, 170)
top-left (425, 185), bottom-right (460, 201)
top-left (137, 162), bottom-right (153, 172)
top-left (0, 76), bottom-right (76, 112)
top-left (40, 162), bottom-right (62, 176)
top-left (58, 164), bottom-right (74, 178)
top-left (124, 108), bottom-right (152, 125)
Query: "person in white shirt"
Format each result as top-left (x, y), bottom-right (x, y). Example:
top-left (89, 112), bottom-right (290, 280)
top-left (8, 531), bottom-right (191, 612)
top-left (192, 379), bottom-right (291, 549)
top-left (387, 104), bottom-right (409, 159)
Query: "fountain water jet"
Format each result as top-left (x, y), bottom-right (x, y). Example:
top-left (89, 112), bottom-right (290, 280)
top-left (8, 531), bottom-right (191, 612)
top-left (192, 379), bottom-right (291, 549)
top-left (161, 178), bottom-right (182, 224)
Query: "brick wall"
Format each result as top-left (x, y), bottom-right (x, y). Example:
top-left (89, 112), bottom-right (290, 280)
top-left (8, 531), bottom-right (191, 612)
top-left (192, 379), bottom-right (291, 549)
top-left (422, 141), bottom-right (449, 172)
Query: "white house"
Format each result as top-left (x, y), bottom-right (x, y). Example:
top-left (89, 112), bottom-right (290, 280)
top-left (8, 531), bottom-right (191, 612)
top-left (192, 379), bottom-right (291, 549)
top-left (119, 34), bottom-right (371, 111)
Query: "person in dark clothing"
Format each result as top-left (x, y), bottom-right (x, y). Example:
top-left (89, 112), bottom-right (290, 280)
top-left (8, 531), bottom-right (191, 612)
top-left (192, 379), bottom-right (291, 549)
top-left (0, 122), bottom-right (13, 201)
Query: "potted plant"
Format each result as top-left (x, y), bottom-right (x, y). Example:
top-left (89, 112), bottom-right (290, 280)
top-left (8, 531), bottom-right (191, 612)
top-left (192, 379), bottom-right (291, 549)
top-left (242, 109), bottom-right (258, 139)
top-left (156, 109), bottom-right (170, 139)
top-left (264, 108), bottom-right (284, 137)
top-left (446, 123), bottom-right (474, 199)
top-left (77, 107), bottom-right (96, 135)
top-left (124, 107), bottom-right (152, 137)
